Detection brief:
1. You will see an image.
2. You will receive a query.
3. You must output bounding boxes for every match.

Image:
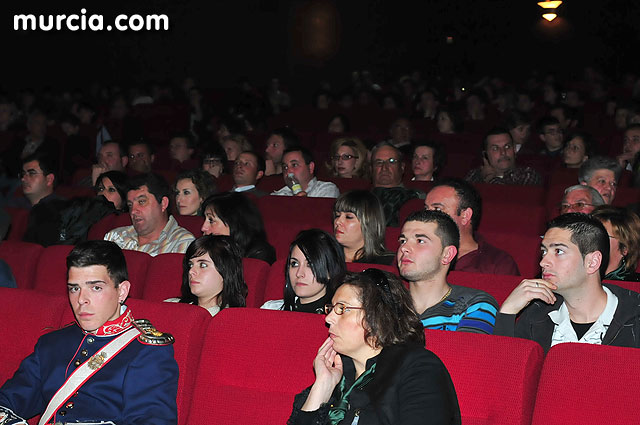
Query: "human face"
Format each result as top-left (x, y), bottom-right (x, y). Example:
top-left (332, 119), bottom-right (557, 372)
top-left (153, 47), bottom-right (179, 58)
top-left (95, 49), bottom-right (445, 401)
top-left (424, 186), bottom-right (465, 229)
top-left (20, 159), bottom-right (51, 200)
top-left (372, 145), bottom-right (404, 188)
top-left (98, 143), bottom-right (126, 171)
top-left (601, 220), bottom-right (625, 275)
top-left (187, 252), bottom-right (224, 305)
top-left (436, 111), bottom-right (454, 134)
top-left (127, 185), bottom-right (168, 237)
top-left (288, 245), bottom-right (326, 303)
top-left (128, 144), bottom-right (154, 173)
top-left (233, 152), bottom-right (262, 186)
top-left (485, 133), bottom-right (515, 174)
top-left (328, 117), bottom-right (345, 133)
top-left (541, 124), bottom-right (564, 151)
top-left (333, 211), bottom-right (364, 251)
top-left (265, 134), bottom-right (285, 163)
top-left (420, 91), bottom-right (438, 113)
top-left (282, 151), bottom-right (314, 189)
top-left (68, 265), bottom-right (129, 332)
top-left (201, 206), bottom-right (230, 236)
top-left (412, 146), bottom-right (435, 181)
top-left (563, 137), bottom-right (587, 168)
top-left (623, 128), bottom-right (640, 158)
top-left (390, 119), bottom-right (412, 144)
top-left (325, 284), bottom-right (368, 358)
top-left (509, 124), bottom-right (531, 146)
top-left (202, 156), bottom-right (224, 177)
top-left (222, 140), bottom-right (242, 162)
top-left (560, 189), bottom-right (597, 214)
top-left (97, 177), bottom-right (123, 210)
top-left (333, 145), bottom-right (358, 178)
top-left (175, 178), bottom-right (202, 216)
top-left (539, 227), bottom-right (590, 293)
top-left (584, 169), bottom-right (617, 204)
top-left (397, 221), bottom-right (448, 282)
top-left (169, 137), bottom-right (192, 162)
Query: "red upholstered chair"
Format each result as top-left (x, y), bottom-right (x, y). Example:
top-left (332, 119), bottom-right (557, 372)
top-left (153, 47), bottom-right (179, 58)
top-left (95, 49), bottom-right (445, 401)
top-left (479, 203), bottom-right (547, 236)
top-left (142, 253), bottom-right (184, 302)
top-left (425, 329), bottom-right (543, 425)
top-left (603, 280), bottom-right (640, 293)
top-left (243, 258), bottom-right (271, 307)
top-left (0, 240), bottom-right (43, 289)
top-left (5, 207), bottom-right (30, 241)
top-left (474, 183), bottom-right (546, 206)
top-left (531, 343), bottom-right (640, 425)
top-left (346, 261), bottom-right (399, 275)
top-left (256, 175), bottom-right (287, 194)
top-left (0, 289), bottom-right (68, 386)
top-left (174, 215), bottom-right (203, 238)
top-left (32, 245), bottom-right (75, 295)
top-left (478, 231), bottom-right (542, 277)
top-left (262, 259), bottom-right (287, 304)
top-left (186, 308), bottom-right (327, 425)
top-left (87, 213), bottom-right (131, 240)
top-left (447, 271), bottom-right (522, 305)
top-left (121, 249), bottom-right (152, 299)
top-left (326, 177), bottom-right (371, 193)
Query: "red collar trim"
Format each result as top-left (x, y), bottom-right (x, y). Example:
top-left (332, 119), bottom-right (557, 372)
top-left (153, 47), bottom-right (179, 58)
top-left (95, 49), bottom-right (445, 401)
top-left (85, 308), bottom-right (135, 336)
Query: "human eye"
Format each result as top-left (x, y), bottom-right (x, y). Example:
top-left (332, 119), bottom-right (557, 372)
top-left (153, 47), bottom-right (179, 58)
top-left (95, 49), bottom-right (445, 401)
top-left (97, 186), bottom-right (105, 192)
top-left (541, 248), bottom-right (547, 256)
top-left (107, 188), bottom-right (117, 193)
top-left (555, 248), bottom-right (564, 255)
top-left (199, 262), bottom-right (208, 268)
top-left (345, 213), bottom-right (356, 220)
top-left (505, 144), bottom-right (513, 150)
top-left (490, 146), bottom-right (499, 152)
top-left (398, 237), bottom-right (406, 245)
top-left (138, 199), bottom-right (146, 206)
top-left (417, 238), bottom-right (426, 244)
top-left (68, 285), bottom-right (79, 293)
top-left (184, 190), bottom-right (191, 195)
top-left (289, 259), bottom-right (299, 268)
top-left (92, 285), bottom-right (103, 292)
top-left (127, 201), bottom-right (133, 209)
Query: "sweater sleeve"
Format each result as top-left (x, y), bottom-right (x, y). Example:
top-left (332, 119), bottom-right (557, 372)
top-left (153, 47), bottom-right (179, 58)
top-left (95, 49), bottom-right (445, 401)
top-left (287, 386), bottom-right (332, 425)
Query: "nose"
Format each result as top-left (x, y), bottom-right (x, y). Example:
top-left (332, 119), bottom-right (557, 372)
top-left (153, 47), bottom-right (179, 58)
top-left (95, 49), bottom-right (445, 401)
top-left (296, 265), bottom-right (305, 278)
top-left (189, 266), bottom-right (197, 280)
top-left (201, 219), bottom-right (209, 235)
top-left (325, 308), bottom-right (337, 325)
top-left (77, 288), bottom-right (89, 305)
top-left (539, 251), bottom-right (550, 269)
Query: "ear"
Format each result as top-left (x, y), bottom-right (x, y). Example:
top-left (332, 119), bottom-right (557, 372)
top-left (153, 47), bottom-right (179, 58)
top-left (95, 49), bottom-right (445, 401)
top-left (117, 280), bottom-right (131, 303)
top-left (45, 173), bottom-right (55, 188)
top-left (121, 156), bottom-right (129, 168)
top-left (580, 181), bottom-right (588, 187)
top-left (539, 133), bottom-right (545, 142)
top-left (256, 170), bottom-right (264, 181)
top-left (441, 245), bottom-right (458, 265)
top-left (160, 196), bottom-right (169, 212)
top-left (584, 251), bottom-right (603, 276)
top-left (309, 161), bottom-right (315, 175)
top-left (459, 207), bottom-right (473, 227)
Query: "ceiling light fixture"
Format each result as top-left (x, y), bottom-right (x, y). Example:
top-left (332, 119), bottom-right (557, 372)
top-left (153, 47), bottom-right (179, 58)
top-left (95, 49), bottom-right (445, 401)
top-left (538, 1), bottom-right (562, 22)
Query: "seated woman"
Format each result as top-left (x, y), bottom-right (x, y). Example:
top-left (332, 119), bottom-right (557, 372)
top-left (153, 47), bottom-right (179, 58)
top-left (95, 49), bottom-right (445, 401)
top-left (333, 190), bottom-right (395, 265)
top-left (592, 206), bottom-right (640, 281)
top-left (562, 131), bottom-right (595, 169)
top-left (289, 269), bottom-right (461, 424)
top-left (95, 170), bottom-right (128, 211)
top-left (411, 141), bottom-right (445, 181)
top-left (221, 134), bottom-right (252, 162)
top-left (326, 138), bottom-right (369, 179)
top-left (200, 192), bottom-right (276, 264)
top-left (262, 229), bottom-right (346, 313)
top-left (436, 106), bottom-right (463, 135)
top-left (174, 169), bottom-right (217, 216)
top-left (202, 144), bottom-right (227, 178)
top-left (327, 114), bottom-right (350, 134)
top-left (165, 235), bottom-right (247, 316)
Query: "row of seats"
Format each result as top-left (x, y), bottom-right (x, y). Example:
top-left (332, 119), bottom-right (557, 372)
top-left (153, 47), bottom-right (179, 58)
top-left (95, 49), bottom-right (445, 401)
top-left (3, 241), bottom-right (640, 309)
top-left (1, 287), bottom-right (636, 425)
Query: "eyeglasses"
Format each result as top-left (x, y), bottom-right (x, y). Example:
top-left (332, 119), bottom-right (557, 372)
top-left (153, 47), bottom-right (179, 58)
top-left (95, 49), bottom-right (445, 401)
top-left (203, 158), bottom-right (222, 165)
top-left (18, 170), bottom-right (44, 178)
top-left (331, 154), bottom-right (358, 161)
top-left (324, 302), bottom-right (363, 315)
top-left (560, 202), bottom-right (594, 213)
top-left (372, 158), bottom-right (400, 167)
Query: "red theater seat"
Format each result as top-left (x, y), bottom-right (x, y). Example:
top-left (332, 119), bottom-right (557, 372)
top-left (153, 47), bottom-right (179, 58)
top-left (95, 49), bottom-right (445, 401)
top-left (447, 271), bottom-right (522, 305)
top-left (121, 250), bottom-right (152, 299)
top-left (186, 308), bottom-right (327, 425)
top-left (87, 213), bottom-right (130, 240)
top-left (5, 207), bottom-right (29, 241)
top-left (262, 259), bottom-right (287, 304)
top-left (174, 215), bottom-right (203, 238)
top-left (426, 329), bottom-right (543, 425)
top-left (142, 253), bottom-right (184, 302)
top-left (0, 241), bottom-right (43, 289)
top-left (243, 258), bottom-right (271, 308)
top-left (474, 183), bottom-right (545, 206)
top-left (531, 343), bottom-right (640, 425)
top-left (479, 231), bottom-right (542, 277)
top-left (346, 261), bottom-right (398, 275)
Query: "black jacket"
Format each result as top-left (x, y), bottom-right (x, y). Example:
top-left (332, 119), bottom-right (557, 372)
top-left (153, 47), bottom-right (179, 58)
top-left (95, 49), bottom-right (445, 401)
top-left (288, 343), bottom-right (461, 425)
top-left (494, 283), bottom-right (640, 352)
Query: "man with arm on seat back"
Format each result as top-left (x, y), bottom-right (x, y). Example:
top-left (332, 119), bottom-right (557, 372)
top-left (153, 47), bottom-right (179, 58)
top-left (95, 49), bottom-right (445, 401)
top-left (0, 240), bottom-right (178, 425)
top-left (495, 213), bottom-right (640, 352)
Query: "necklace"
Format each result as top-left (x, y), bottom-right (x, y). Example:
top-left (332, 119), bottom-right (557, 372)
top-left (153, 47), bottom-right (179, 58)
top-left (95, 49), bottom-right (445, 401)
top-left (438, 286), bottom-right (452, 304)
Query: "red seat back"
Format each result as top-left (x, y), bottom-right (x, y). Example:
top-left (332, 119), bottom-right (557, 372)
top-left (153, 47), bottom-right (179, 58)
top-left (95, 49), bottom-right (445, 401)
top-left (143, 253), bottom-right (184, 302)
top-left (5, 207), bottom-right (30, 241)
top-left (174, 215), bottom-right (202, 238)
top-left (243, 258), bottom-right (271, 307)
top-left (87, 213), bottom-right (131, 240)
top-left (447, 271), bottom-right (522, 305)
top-left (121, 249), bottom-right (152, 299)
top-left (262, 259), bottom-right (287, 303)
top-left (479, 231), bottom-right (542, 277)
top-left (0, 241), bottom-right (43, 289)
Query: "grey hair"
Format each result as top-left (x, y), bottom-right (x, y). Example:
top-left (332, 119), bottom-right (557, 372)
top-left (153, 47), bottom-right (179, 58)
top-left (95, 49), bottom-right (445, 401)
top-left (578, 156), bottom-right (623, 184)
top-left (563, 185), bottom-right (606, 206)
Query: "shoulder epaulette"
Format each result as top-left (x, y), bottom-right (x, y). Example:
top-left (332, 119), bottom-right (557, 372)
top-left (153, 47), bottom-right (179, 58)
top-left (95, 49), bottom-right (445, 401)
top-left (133, 319), bottom-right (175, 345)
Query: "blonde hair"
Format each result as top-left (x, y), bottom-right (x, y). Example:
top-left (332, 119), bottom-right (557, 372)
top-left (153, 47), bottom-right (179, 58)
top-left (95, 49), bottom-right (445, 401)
top-left (326, 137), bottom-right (370, 179)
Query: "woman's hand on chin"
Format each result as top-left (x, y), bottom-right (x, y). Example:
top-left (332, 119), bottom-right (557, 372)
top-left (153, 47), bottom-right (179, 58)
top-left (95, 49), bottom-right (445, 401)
top-left (301, 337), bottom-right (343, 411)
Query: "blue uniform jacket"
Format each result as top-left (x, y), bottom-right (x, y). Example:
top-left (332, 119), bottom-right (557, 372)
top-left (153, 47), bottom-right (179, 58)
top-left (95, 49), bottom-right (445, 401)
top-left (0, 321), bottom-right (178, 424)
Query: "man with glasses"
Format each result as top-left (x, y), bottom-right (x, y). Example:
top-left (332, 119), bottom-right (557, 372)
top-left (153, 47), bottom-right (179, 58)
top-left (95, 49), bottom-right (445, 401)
top-left (558, 185), bottom-right (605, 215)
top-left (465, 127), bottom-right (542, 185)
top-left (271, 146), bottom-right (339, 198)
top-left (371, 142), bottom-right (424, 226)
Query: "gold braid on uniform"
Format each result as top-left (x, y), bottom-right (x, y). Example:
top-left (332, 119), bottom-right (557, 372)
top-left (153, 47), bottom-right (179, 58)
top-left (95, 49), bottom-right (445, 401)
top-left (133, 319), bottom-right (175, 345)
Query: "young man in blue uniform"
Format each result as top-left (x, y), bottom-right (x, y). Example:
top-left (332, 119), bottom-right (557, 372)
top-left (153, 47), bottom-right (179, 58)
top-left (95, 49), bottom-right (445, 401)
top-left (0, 240), bottom-right (179, 425)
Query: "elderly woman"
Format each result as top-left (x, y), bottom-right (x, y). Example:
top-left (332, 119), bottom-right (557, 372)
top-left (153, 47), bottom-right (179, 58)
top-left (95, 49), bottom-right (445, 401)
top-left (592, 206), bottom-right (640, 281)
top-left (288, 269), bottom-right (461, 424)
top-left (326, 138), bottom-right (369, 179)
top-left (333, 190), bottom-right (395, 265)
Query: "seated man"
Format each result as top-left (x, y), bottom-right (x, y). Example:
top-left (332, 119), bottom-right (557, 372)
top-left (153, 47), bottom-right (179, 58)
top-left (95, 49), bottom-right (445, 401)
top-left (0, 240), bottom-right (178, 424)
top-left (271, 146), bottom-right (339, 198)
top-left (386, 117), bottom-right (414, 156)
top-left (105, 173), bottom-right (194, 255)
top-left (264, 127), bottom-right (300, 176)
top-left (465, 127), bottom-right (542, 185)
top-left (558, 184), bottom-right (605, 215)
top-left (398, 209), bottom-right (498, 333)
top-left (232, 151), bottom-right (268, 197)
top-left (425, 178), bottom-right (520, 275)
top-left (578, 156), bottom-right (622, 204)
top-left (168, 133), bottom-right (198, 171)
top-left (494, 213), bottom-right (640, 352)
top-left (617, 123), bottom-right (640, 172)
top-left (370, 142), bottom-right (424, 226)
top-left (537, 116), bottom-right (564, 157)
top-left (82, 141), bottom-right (129, 188)
top-left (127, 140), bottom-right (155, 174)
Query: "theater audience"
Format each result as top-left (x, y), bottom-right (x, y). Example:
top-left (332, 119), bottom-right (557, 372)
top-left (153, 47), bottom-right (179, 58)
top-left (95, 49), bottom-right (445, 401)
top-left (104, 173), bottom-right (195, 255)
top-left (326, 138), bottom-right (369, 179)
top-left (578, 156), bottom-right (622, 204)
top-left (436, 106), bottom-right (463, 135)
top-left (411, 141), bottom-right (444, 181)
top-left (504, 111), bottom-right (534, 154)
top-left (262, 229), bottom-right (346, 313)
top-left (398, 209), bottom-right (499, 333)
top-left (200, 192), bottom-right (275, 264)
top-left (174, 169), bottom-right (216, 216)
top-left (537, 116), bottom-right (564, 157)
top-left (165, 235), bottom-right (247, 316)
top-left (127, 140), bottom-right (155, 174)
top-left (558, 185), bottom-right (605, 215)
top-left (562, 131), bottom-right (594, 169)
top-left (592, 206), bottom-right (640, 282)
top-left (264, 127), bottom-right (300, 176)
top-left (231, 151), bottom-right (268, 197)
top-left (618, 123), bottom-right (640, 171)
top-left (386, 117), bottom-right (414, 156)
top-left (272, 146), bottom-right (340, 198)
top-left (425, 178), bottom-right (520, 275)
top-left (333, 190), bottom-right (395, 265)
top-left (288, 269), bottom-right (460, 425)
top-left (169, 133), bottom-right (198, 170)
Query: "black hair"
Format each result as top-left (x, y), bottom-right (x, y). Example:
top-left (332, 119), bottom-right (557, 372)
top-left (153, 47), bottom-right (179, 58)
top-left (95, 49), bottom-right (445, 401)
top-left (482, 127), bottom-right (512, 151)
top-left (404, 209), bottom-right (460, 252)
top-left (95, 170), bottom-right (129, 212)
top-left (22, 151), bottom-right (58, 185)
top-left (431, 177), bottom-right (483, 231)
top-left (238, 150), bottom-right (266, 173)
top-left (270, 127), bottom-right (300, 150)
top-left (127, 172), bottom-right (171, 204)
top-left (67, 240), bottom-right (128, 287)
top-left (283, 145), bottom-right (314, 165)
top-left (412, 140), bottom-right (447, 179)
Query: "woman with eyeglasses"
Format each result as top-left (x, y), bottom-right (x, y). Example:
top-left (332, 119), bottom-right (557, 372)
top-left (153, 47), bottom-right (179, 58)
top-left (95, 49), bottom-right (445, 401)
top-left (289, 269), bottom-right (461, 425)
top-left (262, 229), bottom-right (347, 313)
top-left (326, 138), bottom-right (369, 179)
top-left (592, 206), bottom-right (640, 282)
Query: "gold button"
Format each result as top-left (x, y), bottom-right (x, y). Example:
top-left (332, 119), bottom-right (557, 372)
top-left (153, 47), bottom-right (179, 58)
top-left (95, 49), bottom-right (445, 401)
top-left (87, 337), bottom-right (95, 344)
top-left (65, 402), bottom-right (74, 409)
top-left (74, 359), bottom-right (81, 367)
top-left (59, 410), bottom-right (67, 416)
top-left (81, 349), bottom-right (89, 356)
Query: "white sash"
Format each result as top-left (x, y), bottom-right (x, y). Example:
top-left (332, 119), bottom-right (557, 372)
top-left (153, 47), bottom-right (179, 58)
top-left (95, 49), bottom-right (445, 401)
top-left (39, 327), bottom-right (140, 425)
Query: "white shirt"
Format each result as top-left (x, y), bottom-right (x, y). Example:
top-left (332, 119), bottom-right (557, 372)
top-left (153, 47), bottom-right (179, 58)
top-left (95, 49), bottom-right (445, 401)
top-left (271, 177), bottom-right (340, 198)
top-left (549, 286), bottom-right (619, 348)
top-left (104, 215), bottom-right (195, 256)
top-left (233, 185), bottom-right (256, 192)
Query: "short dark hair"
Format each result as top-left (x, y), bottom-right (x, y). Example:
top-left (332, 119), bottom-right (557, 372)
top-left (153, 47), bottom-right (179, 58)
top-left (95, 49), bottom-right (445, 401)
top-left (283, 145), bottom-right (314, 165)
top-left (412, 140), bottom-right (446, 179)
top-left (431, 178), bottom-right (483, 231)
top-left (283, 229), bottom-right (346, 311)
top-left (537, 116), bottom-right (561, 134)
top-left (180, 236), bottom-right (247, 308)
top-left (482, 127), bottom-right (512, 151)
top-left (341, 269), bottom-right (424, 349)
top-left (503, 110), bottom-right (530, 130)
top-left (404, 209), bottom-right (460, 252)
top-left (271, 127), bottom-right (300, 150)
top-left (564, 130), bottom-right (596, 158)
top-left (437, 106), bottom-right (463, 133)
top-left (102, 140), bottom-right (127, 158)
top-left (546, 213), bottom-right (609, 281)
top-left (239, 150), bottom-right (266, 173)
top-left (96, 170), bottom-right (129, 211)
top-left (22, 151), bottom-right (58, 184)
top-left (128, 140), bottom-right (155, 155)
top-left (371, 141), bottom-right (403, 162)
top-left (67, 240), bottom-right (128, 287)
top-left (170, 132), bottom-right (195, 149)
top-left (127, 173), bottom-right (171, 204)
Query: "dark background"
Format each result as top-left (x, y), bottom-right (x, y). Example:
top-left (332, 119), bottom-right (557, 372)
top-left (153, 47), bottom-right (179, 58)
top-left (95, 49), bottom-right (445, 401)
top-left (3, 0), bottom-right (639, 91)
